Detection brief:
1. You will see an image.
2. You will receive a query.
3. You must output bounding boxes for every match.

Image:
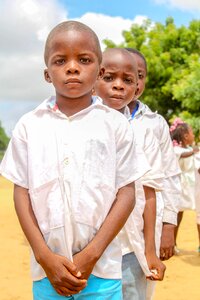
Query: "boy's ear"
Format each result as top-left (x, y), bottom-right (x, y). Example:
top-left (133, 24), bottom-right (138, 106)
top-left (134, 82), bottom-right (140, 97)
top-left (44, 69), bottom-right (52, 83)
top-left (98, 67), bottom-right (105, 79)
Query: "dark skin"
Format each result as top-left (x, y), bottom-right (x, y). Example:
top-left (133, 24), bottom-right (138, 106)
top-left (44, 30), bottom-right (101, 117)
top-left (95, 48), bottom-right (139, 112)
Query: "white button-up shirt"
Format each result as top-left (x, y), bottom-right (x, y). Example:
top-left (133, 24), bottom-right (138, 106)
top-left (120, 102), bottom-right (181, 275)
top-left (119, 106), bottom-right (165, 276)
top-left (0, 96), bottom-right (149, 280)
top-left (132, 101), bottom-right (181, 225)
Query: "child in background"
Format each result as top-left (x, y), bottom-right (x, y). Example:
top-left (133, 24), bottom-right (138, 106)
top-left (126, 48), bottom-right (181, 300)
top-left (94, 47), bottom-right (166, 300)
top-left (0, 21), bottom-right (147, 300)
top-left (170, 118), bottom-right (200, 252)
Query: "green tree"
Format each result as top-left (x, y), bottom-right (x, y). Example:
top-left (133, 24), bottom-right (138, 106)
top-left (0, 122), bottom-right (9, 151)
top-left (103, 18), bottom-right (200, 137)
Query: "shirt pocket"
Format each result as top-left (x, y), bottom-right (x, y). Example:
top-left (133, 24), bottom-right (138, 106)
top-left (29, 178), bottom-right (64, 235)
top-left (74, 138), bottom-right (116, 229)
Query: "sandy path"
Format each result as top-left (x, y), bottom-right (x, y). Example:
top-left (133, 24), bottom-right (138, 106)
top-left (0, 176), bottom-right (200, 300)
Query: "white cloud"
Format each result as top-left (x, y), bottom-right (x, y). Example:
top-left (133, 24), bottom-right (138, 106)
top-left (154, 0), bottom-right (200, 11)
top-left (0, 0), bottom-right (147, 135)
top-left (75, 13), bottom-right (147, 49)
top-left (0, 1), bottom-right (146, 103)
top-left (0, 0), bottom-right (67, 104)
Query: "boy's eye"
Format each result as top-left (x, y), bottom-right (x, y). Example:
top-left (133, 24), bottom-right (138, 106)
top-left (80, 57), bottom-right (91, 64)
top-left (138, 73), bottom-right (144, 79)
top-left (103, 75), bottom-right (113, 82)
top-left (55, 58), bottom-right (65, 65)
top-left (124, 78), bottom-right (134, 84)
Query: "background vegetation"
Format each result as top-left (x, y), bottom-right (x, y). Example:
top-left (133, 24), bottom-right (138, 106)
top-left (104, 17), bottom-right (200, 140)
top-left (0, 18), bottom-right (199, 151)
top-left (0, 122), bottom-right (9, 160)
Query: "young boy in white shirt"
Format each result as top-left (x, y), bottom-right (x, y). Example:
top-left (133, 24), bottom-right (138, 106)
top-left (126, 48), bottom-right (181, 299)
top-left (0, 22), bottom-right (148, 299)
top-left (94, 47), bottom-right (166, 300)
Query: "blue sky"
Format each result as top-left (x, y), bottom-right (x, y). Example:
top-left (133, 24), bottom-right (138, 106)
top-left (60, 0), bottom-right (198, 26)
top-left (0, 0), bottom-right (199, 136)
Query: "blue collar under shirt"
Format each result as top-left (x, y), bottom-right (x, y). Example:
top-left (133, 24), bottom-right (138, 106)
top-left (131, 102), bottom-right (139, 119)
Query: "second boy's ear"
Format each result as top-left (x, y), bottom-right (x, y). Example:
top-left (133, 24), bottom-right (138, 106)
top-left (44, 69), bottom-right (52, 83)
top-left (98, 67), bottom-right (105, 79)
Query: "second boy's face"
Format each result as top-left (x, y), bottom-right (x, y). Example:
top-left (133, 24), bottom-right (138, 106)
top-left (95, 53), bottom-right (138, 111)
top-left (44, 30), bottom-right (100, 103)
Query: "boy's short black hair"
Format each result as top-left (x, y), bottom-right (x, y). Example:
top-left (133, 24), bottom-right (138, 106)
top-left (125, 48), bottom-right (147, 73)
top-left (44, 20), bottom-right (102, 65)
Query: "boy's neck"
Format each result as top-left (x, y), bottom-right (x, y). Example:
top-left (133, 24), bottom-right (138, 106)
top-left (128, 100), bottom-right (137, 114)
top-left (56, 94), bottom-right (93, 117)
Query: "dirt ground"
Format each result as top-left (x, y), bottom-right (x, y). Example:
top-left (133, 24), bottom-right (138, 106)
top-left (0, 176), bottom-right (200, 300)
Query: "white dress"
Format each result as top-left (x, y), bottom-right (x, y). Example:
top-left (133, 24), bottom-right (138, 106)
top-left (174, 146), bottom-right (199, 211)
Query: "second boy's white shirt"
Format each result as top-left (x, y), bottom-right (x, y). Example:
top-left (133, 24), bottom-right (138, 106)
top-left (119, 107), bottom-right (165, 276)
top-left (0, 96), bottom-right (149, 281)
top-left (131, 100), bottom-right (181, 226)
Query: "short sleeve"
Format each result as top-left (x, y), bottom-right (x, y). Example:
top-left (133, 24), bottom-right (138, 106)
top-left (173, 146), bottom-right (186, 160)
top-left (115, 115), bottom-right (150, 190)
top-left (158, 116), bottom-right (181, 177)
top-left (0, 123), bottom-right (28, 188)
top-left (194, 152), bottom-right (200, 169)
top-left (133, 124), bottom-right (164, 191)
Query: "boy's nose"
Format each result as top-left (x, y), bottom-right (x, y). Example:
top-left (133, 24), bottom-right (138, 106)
top-left (113, 79), bottom-right (124, 90)
top-left (66, 61), bottom-right (79, 74)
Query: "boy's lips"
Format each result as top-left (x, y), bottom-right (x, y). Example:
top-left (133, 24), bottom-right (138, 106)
top-left (65, 78), bottom-right (81, 84)
top-left (110, 94), bottom-right (124, 100)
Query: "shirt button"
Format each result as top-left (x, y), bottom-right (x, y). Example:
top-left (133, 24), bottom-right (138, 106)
top-left (64, 157), bottom-right (69, 165)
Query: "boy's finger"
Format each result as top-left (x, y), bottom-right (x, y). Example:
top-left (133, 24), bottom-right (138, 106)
top-left (63, 259), bottom-right (82, 277)
top-left (56, 272), bottom-right (87, 288)
top-left (55, 285), bottom-right (84, 296)
top-left (146, 274), bottom-right (158, 281)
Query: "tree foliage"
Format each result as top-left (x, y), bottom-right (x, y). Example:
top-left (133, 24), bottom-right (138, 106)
top-left (103, 17), bottom-right (200, 139)
top-left (0, 122), bottom-right (9, 151)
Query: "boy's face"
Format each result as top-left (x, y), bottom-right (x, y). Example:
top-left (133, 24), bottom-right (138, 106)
top-left (95, 52), bottom-right (138, 111)
top-left (130, 53), bottom-right (147, 100)
top-left (44, 30), bottom-right (100, 102)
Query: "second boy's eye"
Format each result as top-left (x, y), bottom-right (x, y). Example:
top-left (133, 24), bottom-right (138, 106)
top-left (103, 75), bottom-right (113, 82)
top-left (124, 78), bottom-right (134, 84)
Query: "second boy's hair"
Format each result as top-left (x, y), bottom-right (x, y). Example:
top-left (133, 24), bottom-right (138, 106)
top-left (125, 48), bottom-right (147, 74)
top-left (102, 48), bottom-right (138, 77)
top-left (44, 20), bottom-right (102, 65)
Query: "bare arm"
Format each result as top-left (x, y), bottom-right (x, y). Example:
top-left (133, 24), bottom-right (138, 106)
top-left (143, 186), bottom-right (156, 255)
top-left (14, 184), bottom-right (86, 296)
top-left (181, 145), bottom-right (199, 158)
top-left (160, 175), bottom-right (181, 260)
top-left (73, 182), bottom-right (135, 279)
top-left (143, 186), bottom-right (166, 281)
